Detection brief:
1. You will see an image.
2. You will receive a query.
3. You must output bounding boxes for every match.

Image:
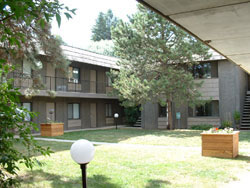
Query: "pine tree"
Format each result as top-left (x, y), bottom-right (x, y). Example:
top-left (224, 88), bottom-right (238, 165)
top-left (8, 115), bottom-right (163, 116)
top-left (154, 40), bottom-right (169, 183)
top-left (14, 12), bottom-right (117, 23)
top-left (110, 5), bottom-right (211, 129)
top-left (91, 9), bottom-right (118, 41)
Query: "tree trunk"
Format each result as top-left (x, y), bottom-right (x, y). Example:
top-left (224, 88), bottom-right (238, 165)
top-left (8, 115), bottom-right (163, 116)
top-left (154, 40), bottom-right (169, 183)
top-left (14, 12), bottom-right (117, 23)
top-left (167, 100), bottom-right (173, 130)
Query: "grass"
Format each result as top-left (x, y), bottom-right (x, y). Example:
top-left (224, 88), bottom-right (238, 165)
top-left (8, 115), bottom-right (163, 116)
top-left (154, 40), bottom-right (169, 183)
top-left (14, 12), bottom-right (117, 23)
top-left (16, 129), bottom-right (250, 187)
top-left (37, 128), bottom-right (250, 149)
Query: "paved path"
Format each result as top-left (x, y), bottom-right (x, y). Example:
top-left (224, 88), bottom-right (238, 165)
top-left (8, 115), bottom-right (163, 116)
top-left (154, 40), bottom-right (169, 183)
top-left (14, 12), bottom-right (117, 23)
top-left (34, 137), bottom-right (250, 153)
top-left (34, 137), bottom-right (201, 150)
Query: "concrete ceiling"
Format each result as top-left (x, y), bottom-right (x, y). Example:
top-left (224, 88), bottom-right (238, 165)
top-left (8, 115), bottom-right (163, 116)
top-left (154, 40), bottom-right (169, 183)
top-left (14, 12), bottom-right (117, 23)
top-left (138, 0), bottom-right (250, 73)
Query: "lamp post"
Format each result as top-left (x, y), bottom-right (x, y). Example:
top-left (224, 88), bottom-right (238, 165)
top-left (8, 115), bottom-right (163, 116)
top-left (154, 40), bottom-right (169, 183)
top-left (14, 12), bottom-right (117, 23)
top-left (114, 113), bottom-right (119, 129)
top-left (70, 139), bottom-right (95, 188)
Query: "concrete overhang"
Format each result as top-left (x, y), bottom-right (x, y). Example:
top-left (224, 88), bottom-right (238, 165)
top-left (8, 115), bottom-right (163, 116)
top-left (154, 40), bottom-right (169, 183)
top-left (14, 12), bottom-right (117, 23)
top-left (137, 0), bottom-right (250, 73)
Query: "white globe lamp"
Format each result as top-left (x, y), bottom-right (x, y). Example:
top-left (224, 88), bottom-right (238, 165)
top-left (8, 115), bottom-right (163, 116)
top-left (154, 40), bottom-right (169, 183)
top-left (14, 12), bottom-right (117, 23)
top-left (70, 139), bottom-right (95, 188)
top-left (114, 113), bottom-right (119, 129)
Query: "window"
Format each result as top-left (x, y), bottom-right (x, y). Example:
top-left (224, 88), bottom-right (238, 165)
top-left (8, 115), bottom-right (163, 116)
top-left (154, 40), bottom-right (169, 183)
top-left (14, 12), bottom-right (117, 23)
top-left (188, 101), bottom-right (219, 117)
top-left (68, 67), bottom-right (80, 83)
top-left (191, 62), bottom-right (212, 79)
top-left (106, 74), bottom-right (112, 87)
top-left (23, 59), bottom-right (32, 76)
top-left (106, 104), bottom-right (112, 117)
top-left (22, 102), bottom-right (31, 121)
top-left (159, 104), bottom-right (167, 117)
top-left (68, 103), bottom-right (80, 119)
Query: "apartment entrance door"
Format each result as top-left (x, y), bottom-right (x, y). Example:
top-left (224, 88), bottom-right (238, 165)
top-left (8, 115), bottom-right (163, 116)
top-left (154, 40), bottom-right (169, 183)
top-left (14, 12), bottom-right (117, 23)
top-left (90, 70), bottom-right (96, 93)
top-left (90, 103), bottom-right (97, 128)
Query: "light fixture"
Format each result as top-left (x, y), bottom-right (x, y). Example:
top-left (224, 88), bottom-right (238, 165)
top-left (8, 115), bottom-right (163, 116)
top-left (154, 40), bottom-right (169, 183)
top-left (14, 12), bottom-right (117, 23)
top-left (114, 113), bottom-right (119, 129)
top-left (70, 139), bottom-right (95, 188)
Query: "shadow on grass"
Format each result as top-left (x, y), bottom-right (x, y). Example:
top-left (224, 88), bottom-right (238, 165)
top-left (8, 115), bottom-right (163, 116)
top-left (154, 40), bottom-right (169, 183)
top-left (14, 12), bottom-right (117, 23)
top-left (145, 179), bottom-right (171, 188)
top-left (236, 154), bottom-right (250, 163)
top-left (21, 169), bottom-right (120, 188)
top-left (239, 131), bottom-right (250, 143)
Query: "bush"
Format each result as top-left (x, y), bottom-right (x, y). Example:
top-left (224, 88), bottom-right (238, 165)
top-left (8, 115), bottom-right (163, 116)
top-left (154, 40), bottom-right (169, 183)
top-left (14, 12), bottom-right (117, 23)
top-left (190, 124), bottom-right (214, 130)
top-left (0, 63), bottom-right (51, 187)
top-left (233, 111), bottom-right (240, 123)
top-left (124, 106), bottom-right (140, 126)
top-left (221, 120), bottom-right (232, 128)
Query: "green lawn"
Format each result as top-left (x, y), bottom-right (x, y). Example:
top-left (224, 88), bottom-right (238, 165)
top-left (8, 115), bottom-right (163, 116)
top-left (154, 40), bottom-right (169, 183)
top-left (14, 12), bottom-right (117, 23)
top-left (17, 129), bottom-right (250, 187)
top-left (38, 128), bottom-right (250, 149)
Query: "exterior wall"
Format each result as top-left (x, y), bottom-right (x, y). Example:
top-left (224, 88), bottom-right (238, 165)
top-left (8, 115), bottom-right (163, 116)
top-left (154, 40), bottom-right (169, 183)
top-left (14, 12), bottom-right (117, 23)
top-left (142, 60), bottom-right (249, 129)
top-left (173, 104), bottom-right (188, 129)
top-left (218, 60), bottom-right (248, 125)
top-left (141, 102), bottom-right (158, 129)
top-left (20, 96), bottom-right (123, 132)
top-left (195, 78), bottom-right (219, 100)
top-left (187, 117), bottom-right (220, 128)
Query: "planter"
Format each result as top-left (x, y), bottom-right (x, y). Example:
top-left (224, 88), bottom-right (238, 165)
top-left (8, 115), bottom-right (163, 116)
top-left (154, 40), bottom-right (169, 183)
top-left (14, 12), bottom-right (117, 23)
top-left (40, 123), bottom-right (64, 137)
top-left (201, 131), bottom-right (239, 158)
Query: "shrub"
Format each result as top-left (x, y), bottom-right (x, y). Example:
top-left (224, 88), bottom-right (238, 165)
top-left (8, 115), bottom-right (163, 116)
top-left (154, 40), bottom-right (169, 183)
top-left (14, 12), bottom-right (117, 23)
top-left (124, 106), bottom-right (140, 126)
top-left (0, 63), bottom-right (51, 187)
top-left (233, 111), bottom-right (240, 123)
top-left (190, 124), bottom-right (214, 130)
top-left (221, 120), bottom-right (232, 128)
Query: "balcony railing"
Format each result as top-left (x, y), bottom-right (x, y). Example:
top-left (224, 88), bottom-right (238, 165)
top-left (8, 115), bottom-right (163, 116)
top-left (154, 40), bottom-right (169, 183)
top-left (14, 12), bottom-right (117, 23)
top-left (10, 72), bottom-right (112, 94)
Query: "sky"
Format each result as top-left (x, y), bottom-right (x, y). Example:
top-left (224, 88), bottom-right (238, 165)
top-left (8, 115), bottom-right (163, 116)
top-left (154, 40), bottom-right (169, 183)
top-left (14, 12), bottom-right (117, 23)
top-left (51, 0), bottom-right (138, 49)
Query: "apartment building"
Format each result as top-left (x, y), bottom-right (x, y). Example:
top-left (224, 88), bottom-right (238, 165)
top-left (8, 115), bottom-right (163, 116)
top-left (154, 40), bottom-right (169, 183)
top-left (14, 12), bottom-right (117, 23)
top-left (141, 56), bottom-right (250, 130)
top-left (11, 45), bottom-right (123, 131)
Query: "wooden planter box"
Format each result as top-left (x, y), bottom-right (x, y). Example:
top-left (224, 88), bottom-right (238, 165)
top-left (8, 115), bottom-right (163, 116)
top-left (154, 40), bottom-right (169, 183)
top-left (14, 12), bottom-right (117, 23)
top-left (40, 123), bottom-right (64, 137)
top-left (201, 131), bottom-right (239, 158)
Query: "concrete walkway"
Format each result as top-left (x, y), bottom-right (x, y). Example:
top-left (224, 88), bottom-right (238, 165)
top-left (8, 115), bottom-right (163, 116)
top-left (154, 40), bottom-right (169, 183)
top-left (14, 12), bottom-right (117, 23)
top-left (34, 137), bottom-right (200, 150)
top-left (34, 137), bottom-right (250, 153)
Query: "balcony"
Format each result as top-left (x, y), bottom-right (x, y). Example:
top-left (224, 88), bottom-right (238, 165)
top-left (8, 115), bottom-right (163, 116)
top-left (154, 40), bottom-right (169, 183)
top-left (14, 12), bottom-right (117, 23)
top-left (10, 72), bottom-right (115, 99)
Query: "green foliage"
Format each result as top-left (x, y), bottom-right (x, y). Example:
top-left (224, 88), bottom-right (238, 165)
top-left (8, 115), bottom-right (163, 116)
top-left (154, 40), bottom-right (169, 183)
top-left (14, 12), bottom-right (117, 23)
top-left (233, 111), bottom-right (240, 122)
top-left (190, 124), bottom-right (213, 130)
top-left (87, 40), bottom-right (115, 57)
top-left (124, 106), bottom-right (140, 125)
top-left (110, 4), bottom-right (210, 110)
top-left (0, 0), bottom-right (75, 85)
top-left (91, 9), bottom-right (119, 41)
top-left (0, 1), bottom-right (75, 186)
top-left (221, 120), bottom-right (232, 129)
top-left (0, 63), bottom-right (51, 187)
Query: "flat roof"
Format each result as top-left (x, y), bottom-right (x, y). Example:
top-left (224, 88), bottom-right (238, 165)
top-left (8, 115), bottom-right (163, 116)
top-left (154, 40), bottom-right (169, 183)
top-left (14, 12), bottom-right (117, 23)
top-left (138, 0), bottom-right (250, 73)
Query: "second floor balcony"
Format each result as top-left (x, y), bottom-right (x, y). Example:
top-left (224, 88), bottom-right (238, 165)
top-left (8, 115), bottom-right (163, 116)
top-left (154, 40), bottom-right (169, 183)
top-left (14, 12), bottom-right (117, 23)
top-left (10, 72), bottom-right (114, 98)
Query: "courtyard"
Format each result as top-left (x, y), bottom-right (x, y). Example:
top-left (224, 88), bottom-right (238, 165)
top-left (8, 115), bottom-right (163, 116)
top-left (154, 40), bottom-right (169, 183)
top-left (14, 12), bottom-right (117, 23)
top-left (16, 128), bottom-right (250, 188)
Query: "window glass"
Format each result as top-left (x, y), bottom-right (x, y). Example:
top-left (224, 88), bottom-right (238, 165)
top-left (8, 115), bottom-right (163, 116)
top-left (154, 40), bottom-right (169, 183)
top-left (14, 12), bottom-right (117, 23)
top-left (68, 103), bottom-right (80, 119)
top-left (68, 104), bottom-right (73, 119)
top-left (69, 67), bottom-right (80, 83)
top-left (192, 63), bottom-right (212, 79)
top-left (194, 101), bottom-right (219, 117)
top-left (159, 105), bottom-right (166, 117)
top-left (22, 103), bottom-right (31, 121)
top-left (106, 75), bottom-right (112, 87)
top-left (106, 104), bottom-right (112, 117)
top-left (23, 60), bottom-right (32, 76)
top-left (73, 104), bottom-right (80, 119)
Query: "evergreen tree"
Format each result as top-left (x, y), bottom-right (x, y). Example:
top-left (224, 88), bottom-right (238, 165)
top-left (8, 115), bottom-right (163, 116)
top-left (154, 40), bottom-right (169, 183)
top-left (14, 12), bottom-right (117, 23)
top-left (91, 9), bottom-right (118, 41)
top-left (110, 5), bottom-right (211, 129)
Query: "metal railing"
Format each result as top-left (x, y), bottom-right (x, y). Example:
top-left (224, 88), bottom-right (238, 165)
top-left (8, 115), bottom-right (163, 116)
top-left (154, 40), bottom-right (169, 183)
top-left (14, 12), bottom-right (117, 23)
top-left (10, 72), bottom-right (112, 94)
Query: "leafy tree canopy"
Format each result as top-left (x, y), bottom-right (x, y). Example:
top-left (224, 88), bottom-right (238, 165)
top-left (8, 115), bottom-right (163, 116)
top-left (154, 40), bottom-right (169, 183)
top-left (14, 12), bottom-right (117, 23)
top-left (0, 1), bottom-right (75, 186)
top-left (87, 40), bottom-right (115, 57)
top-left (110, 5), bottom-right (211, 129)
top-left (0, 0), bottom-right (76, 78)
top-left (91, 9), bottom-right (118, 41)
